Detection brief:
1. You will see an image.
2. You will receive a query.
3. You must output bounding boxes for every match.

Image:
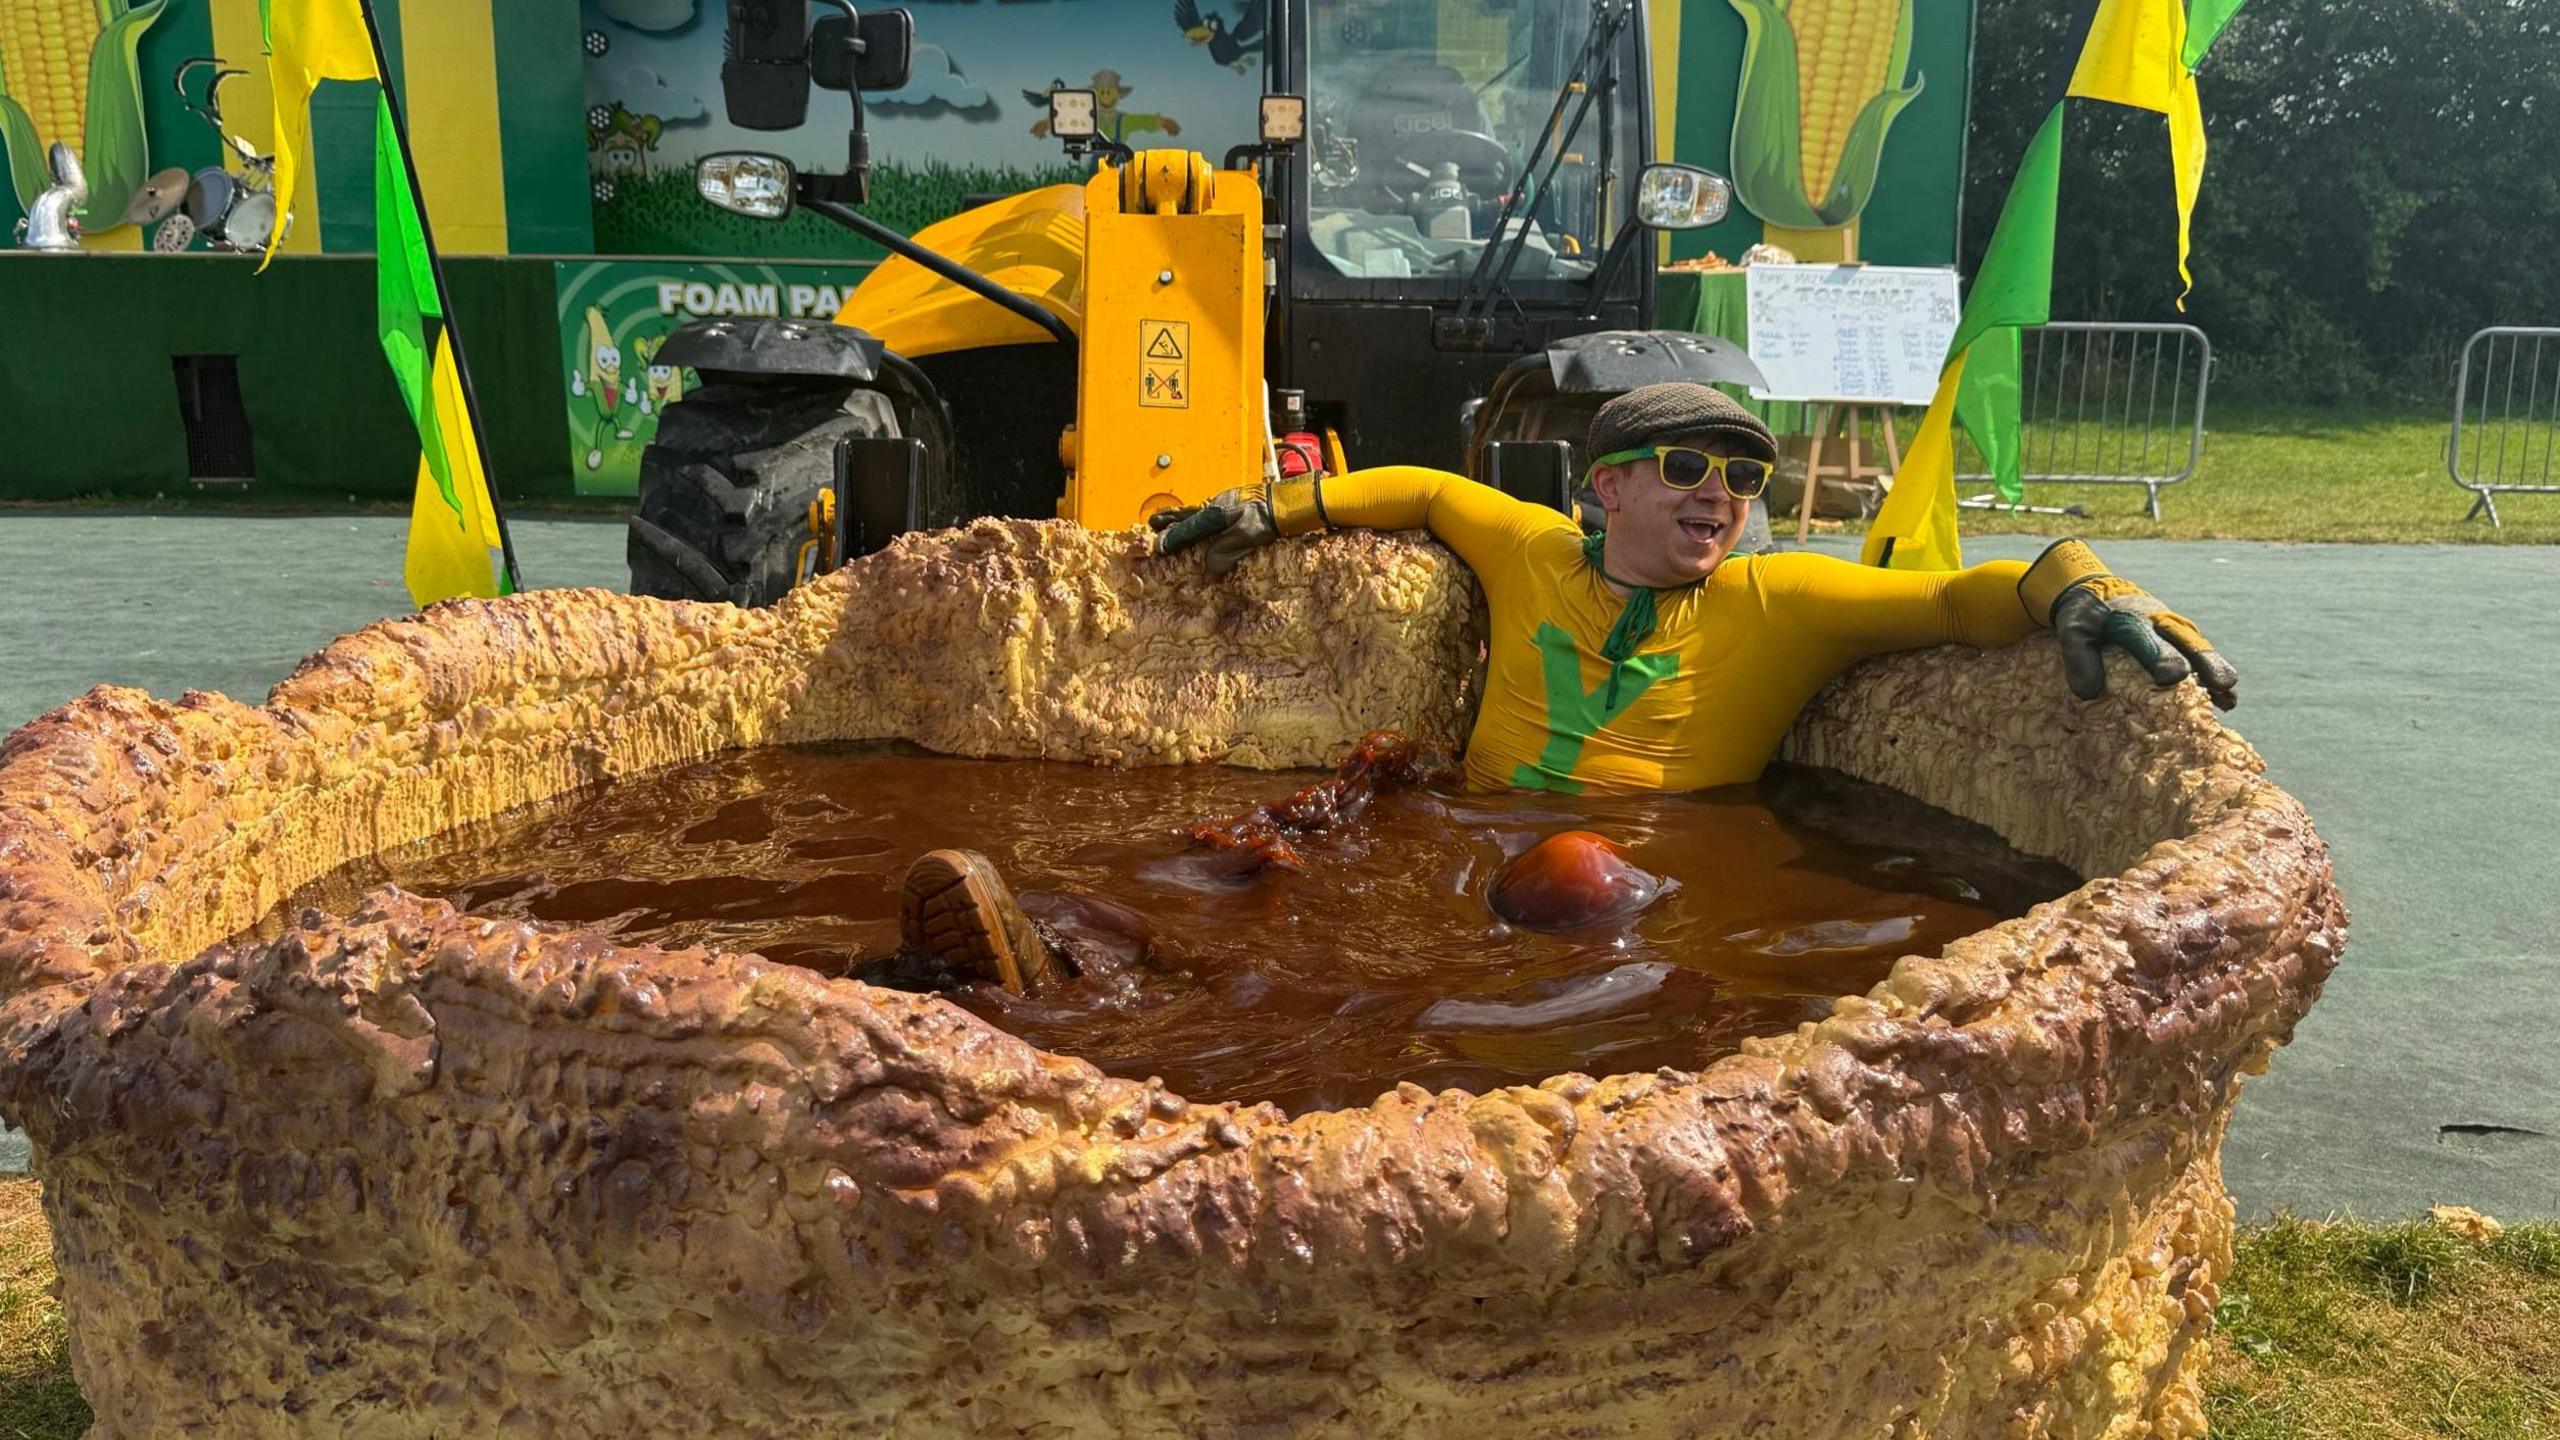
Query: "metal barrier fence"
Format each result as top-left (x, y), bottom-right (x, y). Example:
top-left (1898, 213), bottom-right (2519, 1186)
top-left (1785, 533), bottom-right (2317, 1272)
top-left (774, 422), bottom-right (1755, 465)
top-left (1956, 321), bottom-right (2213, 519)
top-left (2448, 327), bottom-right (2560, 526)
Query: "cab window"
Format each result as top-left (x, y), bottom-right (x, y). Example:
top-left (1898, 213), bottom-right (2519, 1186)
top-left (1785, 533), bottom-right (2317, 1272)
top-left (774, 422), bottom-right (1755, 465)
top-left (1302, 0), bottom-right (1617, 283)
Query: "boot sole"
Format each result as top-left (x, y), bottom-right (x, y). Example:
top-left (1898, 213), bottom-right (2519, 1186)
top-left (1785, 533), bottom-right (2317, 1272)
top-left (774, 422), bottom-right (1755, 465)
top-left (901, 849), bottom-right (1052, 994)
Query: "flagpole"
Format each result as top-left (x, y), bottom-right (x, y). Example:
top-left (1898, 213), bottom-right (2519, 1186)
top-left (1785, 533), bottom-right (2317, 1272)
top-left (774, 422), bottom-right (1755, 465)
top-left (354, 0), bottom-right (522, 593)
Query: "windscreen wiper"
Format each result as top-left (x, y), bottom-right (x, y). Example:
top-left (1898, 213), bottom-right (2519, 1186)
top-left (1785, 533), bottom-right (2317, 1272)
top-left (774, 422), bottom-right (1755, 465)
top-left (1452, 0), bottom-right (1632, 335)
top-left (1474, 41), bottom-right (1533, 99)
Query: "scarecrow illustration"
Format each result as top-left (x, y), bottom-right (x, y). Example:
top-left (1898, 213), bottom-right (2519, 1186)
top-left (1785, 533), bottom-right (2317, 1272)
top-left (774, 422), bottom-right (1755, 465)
top-left (1026, 70), bottom-right (1180, 141)
top-left (1175, 0), bottom-right (1267, 72)
top-left (588, 103), bottom-right (664, 177)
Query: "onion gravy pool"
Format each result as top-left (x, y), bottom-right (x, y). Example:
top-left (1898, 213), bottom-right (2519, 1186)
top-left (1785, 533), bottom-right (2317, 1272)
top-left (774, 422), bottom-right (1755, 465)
top-left (287, 744), bottom-right (2078, 1114)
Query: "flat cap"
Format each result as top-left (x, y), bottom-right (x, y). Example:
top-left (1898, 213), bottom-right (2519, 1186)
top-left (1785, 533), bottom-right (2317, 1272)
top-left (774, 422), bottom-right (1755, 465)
top-left (1587, 382), bottom-right (1779, 466)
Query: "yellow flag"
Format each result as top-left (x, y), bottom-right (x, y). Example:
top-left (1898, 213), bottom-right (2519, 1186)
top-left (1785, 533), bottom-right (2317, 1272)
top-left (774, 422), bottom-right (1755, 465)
top-left (2067, 0), bottom-right (2185, 107)
top-left (2067, 0), bottom-right (2207, 300)
top-left (260, 0), bottom-right (513, 603)
top-left (2165, 70), bottom-right (2207, 300)
top-left (261, 0), bottom-right (376, 268)
top-left (404, 337), bottom-right (510, 605)
top-left (1859, 351), bottom-right (1969, 572)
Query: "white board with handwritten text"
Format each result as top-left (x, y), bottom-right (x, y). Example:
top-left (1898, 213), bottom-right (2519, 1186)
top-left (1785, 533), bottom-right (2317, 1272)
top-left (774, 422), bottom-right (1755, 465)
top-left (1742, 264), bottom-right (1961, 405)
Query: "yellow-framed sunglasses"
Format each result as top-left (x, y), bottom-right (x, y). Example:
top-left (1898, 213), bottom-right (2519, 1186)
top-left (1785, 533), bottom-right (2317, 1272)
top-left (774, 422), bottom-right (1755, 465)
top-left (1593, 445), bottom-right (1773, 500)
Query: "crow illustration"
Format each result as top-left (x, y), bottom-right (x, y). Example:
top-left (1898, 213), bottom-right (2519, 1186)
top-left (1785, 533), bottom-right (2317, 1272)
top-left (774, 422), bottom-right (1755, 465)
top-left (1176, 0), bottom-right (1266, 71)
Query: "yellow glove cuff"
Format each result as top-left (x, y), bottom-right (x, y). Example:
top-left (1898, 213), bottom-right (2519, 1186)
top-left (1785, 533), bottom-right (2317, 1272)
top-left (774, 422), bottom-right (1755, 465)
top-left (1268, 476), bottom-right (1331, 536)
top-left (2017, 537), bottom-right (2111, 626)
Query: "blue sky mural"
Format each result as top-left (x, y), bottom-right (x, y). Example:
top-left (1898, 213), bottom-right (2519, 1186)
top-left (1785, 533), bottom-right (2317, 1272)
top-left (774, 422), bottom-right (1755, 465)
top-left (582, 0), bottom-right (1267, 176)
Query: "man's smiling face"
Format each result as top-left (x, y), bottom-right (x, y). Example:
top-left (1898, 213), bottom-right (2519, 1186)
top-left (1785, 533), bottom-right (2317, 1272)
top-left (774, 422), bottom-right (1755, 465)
top-left (1589, 433), bottom-right (1757, 589)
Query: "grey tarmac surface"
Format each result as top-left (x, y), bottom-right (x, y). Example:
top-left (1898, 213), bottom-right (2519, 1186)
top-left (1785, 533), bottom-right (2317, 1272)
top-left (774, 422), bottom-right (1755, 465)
top-left (0, 510), bottom-right (2553, 1222)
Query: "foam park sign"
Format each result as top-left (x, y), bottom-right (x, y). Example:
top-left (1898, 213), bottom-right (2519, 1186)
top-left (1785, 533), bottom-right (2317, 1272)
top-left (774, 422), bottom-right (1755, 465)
top-left (554, 259), bottom-right (869, 492)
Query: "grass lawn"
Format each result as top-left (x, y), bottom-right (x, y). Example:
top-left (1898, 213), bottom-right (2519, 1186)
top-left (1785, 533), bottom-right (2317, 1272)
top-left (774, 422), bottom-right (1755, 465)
top-left (2210, 1212), bottom-right (2560, 1437)
top-left (589, 163), bottom-right (1086, 262)
top-left (8, 404), bottom-right (2554, 542)
top-left (1858, 404), bottom-right (2560, 545)
top-left (0, 1183), bottom-right (82, 1439)
top-left (2, 1178), bottom-right (2555, 1437)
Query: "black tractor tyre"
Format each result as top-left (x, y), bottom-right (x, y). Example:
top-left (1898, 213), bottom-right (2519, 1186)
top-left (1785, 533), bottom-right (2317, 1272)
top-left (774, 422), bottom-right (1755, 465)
top-left (628, 380), bottom-right (902, 608)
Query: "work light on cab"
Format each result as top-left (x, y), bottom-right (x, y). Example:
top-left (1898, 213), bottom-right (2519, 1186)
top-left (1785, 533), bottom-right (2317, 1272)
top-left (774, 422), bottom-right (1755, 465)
top-left (1258, 94), bottom-right (1307, 146)
top-left (1046, 89), bottom-right (1099, 141)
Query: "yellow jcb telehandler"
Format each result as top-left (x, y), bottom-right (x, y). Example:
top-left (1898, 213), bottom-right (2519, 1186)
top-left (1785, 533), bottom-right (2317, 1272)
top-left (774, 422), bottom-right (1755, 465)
top-left (628, 0), bottom-right (1764, 606)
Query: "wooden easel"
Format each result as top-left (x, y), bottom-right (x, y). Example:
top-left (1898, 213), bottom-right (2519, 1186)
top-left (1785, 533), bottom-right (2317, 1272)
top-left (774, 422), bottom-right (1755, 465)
top-left (1794, 402), bottom-right (1905, 541)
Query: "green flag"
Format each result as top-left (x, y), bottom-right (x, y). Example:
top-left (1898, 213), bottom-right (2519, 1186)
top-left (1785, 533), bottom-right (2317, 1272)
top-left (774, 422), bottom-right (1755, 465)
top-left (1878, 0), bottom-right (2248, 556)
top-left (1951, 105), bottom-right (2062, 360)
top-left (1954, 327), bottom-right (2025, 505)
top-left (2183, 0), bottom-right (2247, 66)
top-left (373, 92), bottom-right (455, 512)
top-left (1946, 104), bottom-right (2062, 505)
top-left (264, 0), bottom-right (513, 605)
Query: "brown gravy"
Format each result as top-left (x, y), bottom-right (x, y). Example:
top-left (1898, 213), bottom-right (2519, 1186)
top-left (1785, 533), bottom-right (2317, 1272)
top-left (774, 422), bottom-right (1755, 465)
top-left (280, 744), bottom-right (2077, 1113)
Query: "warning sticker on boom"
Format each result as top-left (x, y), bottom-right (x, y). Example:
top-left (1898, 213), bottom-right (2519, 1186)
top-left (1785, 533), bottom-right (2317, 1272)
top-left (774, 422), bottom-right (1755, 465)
top-left (1139, 319), bottom-right (1190, 409)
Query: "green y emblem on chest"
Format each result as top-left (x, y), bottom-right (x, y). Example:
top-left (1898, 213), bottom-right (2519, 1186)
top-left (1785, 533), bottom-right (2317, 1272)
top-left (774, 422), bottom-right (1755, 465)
top-left (1508, 622), bottom-right (1679, 793)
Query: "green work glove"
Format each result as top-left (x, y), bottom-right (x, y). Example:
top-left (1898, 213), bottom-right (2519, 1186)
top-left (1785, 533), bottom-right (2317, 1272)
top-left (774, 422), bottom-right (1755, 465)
top-left (1150, 488), bottom-right (1279, 576)
top-left (2019, 539), bottom-right (2240, 711)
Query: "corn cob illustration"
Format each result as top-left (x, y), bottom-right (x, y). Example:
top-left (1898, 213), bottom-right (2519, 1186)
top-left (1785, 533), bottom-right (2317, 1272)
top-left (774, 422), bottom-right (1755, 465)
top-left (585, 305), bottom-right (623, 417)
top-left (1725, 0), bottom-right (1922, 259)
top-left (0, 0), bottom-right (168, 234)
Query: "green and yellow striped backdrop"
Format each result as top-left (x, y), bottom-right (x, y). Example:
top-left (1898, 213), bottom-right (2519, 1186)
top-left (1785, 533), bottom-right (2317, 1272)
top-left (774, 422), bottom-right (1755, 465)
top-left (0, 0), bottom-right (589, 254)
top-left (8, 0), bottom-right (1963, 263)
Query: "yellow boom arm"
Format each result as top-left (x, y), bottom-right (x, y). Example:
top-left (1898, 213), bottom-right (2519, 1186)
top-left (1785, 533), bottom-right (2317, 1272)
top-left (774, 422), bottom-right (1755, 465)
top-left (834, 149), bottom-right (1268, 531)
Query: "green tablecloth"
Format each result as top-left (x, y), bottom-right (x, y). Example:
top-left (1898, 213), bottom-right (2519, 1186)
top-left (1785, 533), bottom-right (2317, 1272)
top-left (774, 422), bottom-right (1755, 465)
top-left (1656, 268), bottom-right (1814, 438)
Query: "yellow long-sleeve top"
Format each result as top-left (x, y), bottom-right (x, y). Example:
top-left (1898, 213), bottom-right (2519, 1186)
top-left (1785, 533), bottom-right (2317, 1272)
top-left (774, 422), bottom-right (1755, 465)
top-left (1273, 467), bottom-right (2043, 793)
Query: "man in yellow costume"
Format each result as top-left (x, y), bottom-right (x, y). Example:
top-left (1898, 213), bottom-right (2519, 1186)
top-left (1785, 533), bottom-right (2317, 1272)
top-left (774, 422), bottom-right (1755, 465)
top-left (901, 382), bottom-right (2236, 990)
top-left (1158, 381), bottom-right (2234, 792)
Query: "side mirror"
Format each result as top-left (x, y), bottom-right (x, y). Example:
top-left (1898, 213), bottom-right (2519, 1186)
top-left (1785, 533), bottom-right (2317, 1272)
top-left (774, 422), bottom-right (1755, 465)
top-left (855, 9), bottom-right (913, 91)
top-left (698, 153), bottom-right (797, 220)
top-left (722, 0), bottom-right (815, 130)
top-left (811, 9), bottom-right (913, 92)
top-left (1636, 163), bottom-right (1731, 230)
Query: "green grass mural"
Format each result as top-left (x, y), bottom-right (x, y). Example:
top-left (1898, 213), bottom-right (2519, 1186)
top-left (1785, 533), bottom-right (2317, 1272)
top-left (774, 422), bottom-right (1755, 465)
top-left (589, 162), bottom-right (1087, 260)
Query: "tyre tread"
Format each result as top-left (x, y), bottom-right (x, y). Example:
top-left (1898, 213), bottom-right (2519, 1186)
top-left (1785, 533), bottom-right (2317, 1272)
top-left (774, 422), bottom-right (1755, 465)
top-left (628, 385), bottom-right (899, 608)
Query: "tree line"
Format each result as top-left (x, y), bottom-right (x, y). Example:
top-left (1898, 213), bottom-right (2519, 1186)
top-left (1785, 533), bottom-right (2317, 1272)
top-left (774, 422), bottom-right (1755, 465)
top-left (1964, 0), bottom-right (2560, 407)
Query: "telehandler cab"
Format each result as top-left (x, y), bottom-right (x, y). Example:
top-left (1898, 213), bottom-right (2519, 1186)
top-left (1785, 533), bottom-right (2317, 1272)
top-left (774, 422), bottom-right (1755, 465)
top-left (629, 0), bottom-right (1766, 607)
